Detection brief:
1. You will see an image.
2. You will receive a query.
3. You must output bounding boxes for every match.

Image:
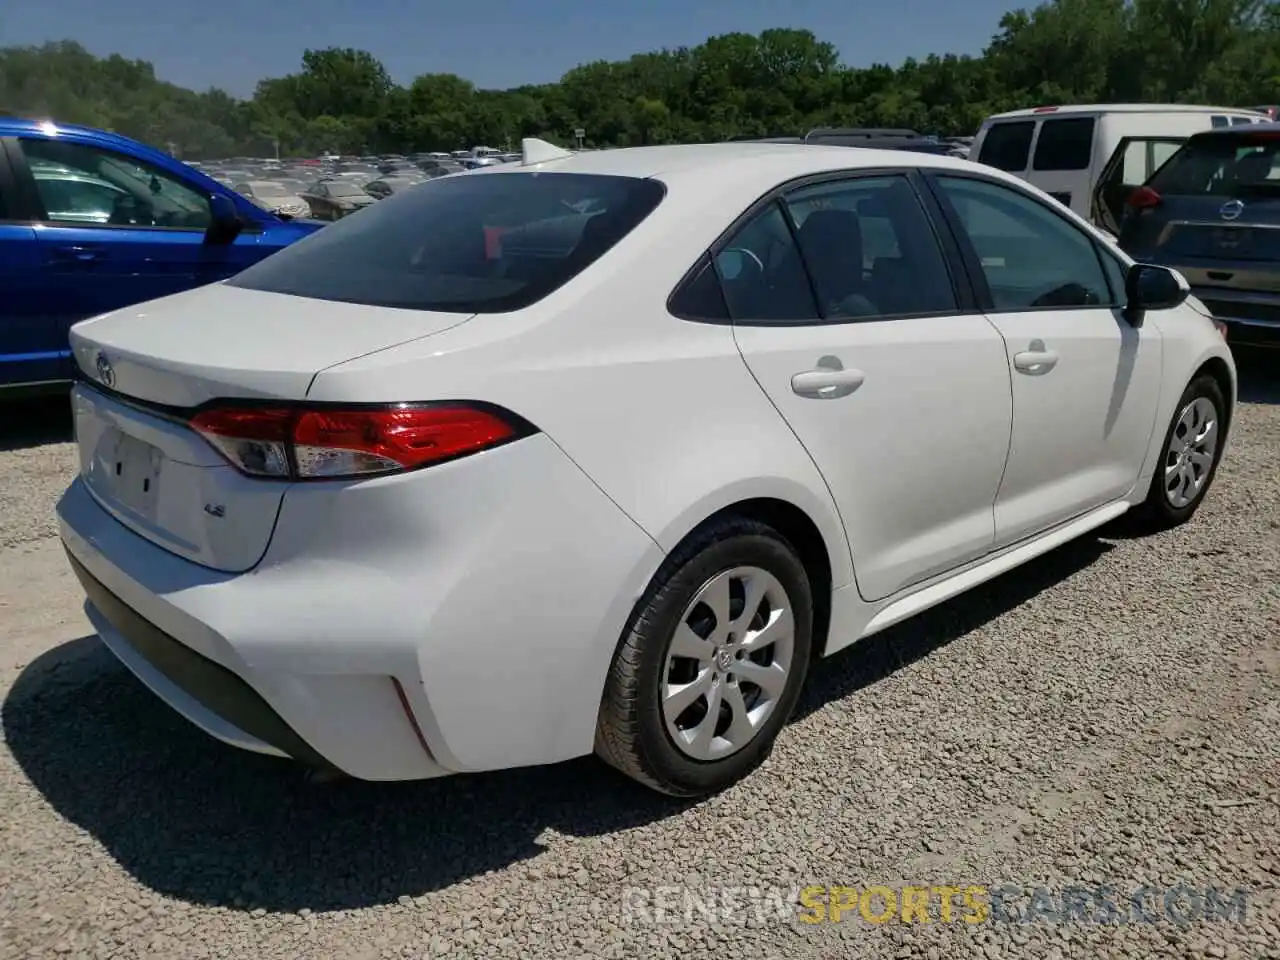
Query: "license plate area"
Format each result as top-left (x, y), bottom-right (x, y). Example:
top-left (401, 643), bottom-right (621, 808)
top-left (1211, 226), bottom-right (1251, 252)
top-left (94, 429), bottom-right (165, 520)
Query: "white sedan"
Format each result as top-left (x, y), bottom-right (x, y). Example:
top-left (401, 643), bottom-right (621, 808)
top-left (58, 138), bottom-right (1235, 797)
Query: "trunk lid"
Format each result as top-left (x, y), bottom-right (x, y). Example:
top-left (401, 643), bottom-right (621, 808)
top-left (69, 282), bottom-right (475, 572)
top-left (69, 282), bottom-right (474, 407)
top-left (1124, 194), bottom-right (1280, 262)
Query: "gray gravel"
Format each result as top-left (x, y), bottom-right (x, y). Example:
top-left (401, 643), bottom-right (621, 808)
top-left (1, 361), bottom-right (1278, 960)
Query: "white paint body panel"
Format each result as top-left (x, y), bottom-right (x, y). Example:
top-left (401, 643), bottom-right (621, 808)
top-left (734, 314), bottom-right (1012, 601)
top-left (983, 308), bottom-right (1164, 547)
top-left (55, 142), bottom-right (1237, 781)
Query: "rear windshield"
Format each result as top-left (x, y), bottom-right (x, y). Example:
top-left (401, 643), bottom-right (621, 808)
top-left (1148, 133), bottom-right (1280, 197)
top-left (230, 172), bottom-right (666, 313)
top-left (977, 121), bottom-right (1035, 172)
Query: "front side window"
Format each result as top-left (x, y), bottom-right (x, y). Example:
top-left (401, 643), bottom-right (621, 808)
top-left (31, 176), bottom-right (123, 224)
top-left (21, 138), bottom-right (211, 229)
top-left (977, 121), bottom-right (1035, 172)
top-left (230, 171), bottom-right (665, 313)
top-left (783, 175), bottom-right (957, 319)
top-left (1032, 117), bottom-right (1096, 171)
top-left (933, 175), bottom-right (1114, 310)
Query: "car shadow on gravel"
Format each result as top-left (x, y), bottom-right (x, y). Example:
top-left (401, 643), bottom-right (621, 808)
top-left (0, 396), bottom-right (73, 451)
top-left (3, 536), bottom-right (1113, 915)
top-left (795, 535), bottom-right (1111, 721)
top-left (1235, 348), bottom-right (1278, 404)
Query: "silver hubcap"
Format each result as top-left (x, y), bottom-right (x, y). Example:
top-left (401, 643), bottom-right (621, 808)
top-left (1164, 396), bottom-right (1219, 509)
top-left (662, 566), bottom-right (795, 762)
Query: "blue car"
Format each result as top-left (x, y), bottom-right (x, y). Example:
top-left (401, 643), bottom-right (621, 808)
top-left (0, 118), bottom-right (324, 394)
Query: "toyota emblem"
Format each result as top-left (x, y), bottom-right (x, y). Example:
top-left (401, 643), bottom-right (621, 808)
top-left (94, 352), bottom-right (116, 388)
top-left (1219, 199), bottom-right (1245, 221)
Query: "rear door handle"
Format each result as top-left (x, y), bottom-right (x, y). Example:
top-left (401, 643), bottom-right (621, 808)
top-left (51, 244), bottom-right (105, 263)
top-left (1012, 348), bottom-right (1059, 374)
top-left (791, 367), bottom-right (865, 399)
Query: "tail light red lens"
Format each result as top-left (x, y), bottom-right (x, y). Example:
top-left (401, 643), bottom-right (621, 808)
top-left (1126, 186), bottom-right (1162, 211)
top-left (190, 403), bottom-right (532, 480)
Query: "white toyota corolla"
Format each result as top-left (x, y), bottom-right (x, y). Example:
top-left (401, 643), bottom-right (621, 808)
top-left (58, 138), bottom-right (1235, 797)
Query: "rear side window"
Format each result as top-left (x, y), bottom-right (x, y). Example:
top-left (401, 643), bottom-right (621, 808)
top-left (1032, 117), bottom-right (1096, 171)
top-left (1148, 134), bottom-right (1280, 198)
top-left (229, 172), bottom-right (666, 313)
top-left (977, 122), bottom-right (1035, 172)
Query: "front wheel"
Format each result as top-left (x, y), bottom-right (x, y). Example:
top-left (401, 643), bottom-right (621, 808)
top-left (1135, 374), bottom-right (1228, 528)
top-left (595, 517), bottom-right (813, 797)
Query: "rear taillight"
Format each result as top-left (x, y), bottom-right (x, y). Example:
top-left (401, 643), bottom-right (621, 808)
top-left (190, 403), bottom-right (532, 481)
top-left (1126, 186), bottom-right (1162, 211)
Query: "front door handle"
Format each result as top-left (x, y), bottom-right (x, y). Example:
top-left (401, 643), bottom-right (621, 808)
top-left (51, 244), bottom-right (104, 263)
top-left (1012, 343), bottom-right (1059, 375)
top-left (791, 366), bottom-right (865, 399)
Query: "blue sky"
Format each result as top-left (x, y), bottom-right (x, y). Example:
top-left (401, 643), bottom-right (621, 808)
top-left (8, 0), bottom-right (1020, 98)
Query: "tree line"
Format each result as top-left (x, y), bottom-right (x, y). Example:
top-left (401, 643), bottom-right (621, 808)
top-left (3, 0), bottom-right (1280, 159)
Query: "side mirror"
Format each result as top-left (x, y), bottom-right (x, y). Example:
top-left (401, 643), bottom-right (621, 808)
top-left (1124, 263), bottom-right (1188, 326)
top-left (204, 194), bottom-right (244, 246)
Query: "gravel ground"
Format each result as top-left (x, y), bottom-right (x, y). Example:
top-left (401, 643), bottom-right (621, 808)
top-left (0, 359), bottom-right (1277, 960)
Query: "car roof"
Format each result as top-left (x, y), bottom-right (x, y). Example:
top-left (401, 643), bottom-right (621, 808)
top-left (986, 103), bottom-right (1267, 120)
top-left (475, 141), bottom-right (979, 190)
top-left (1190, 121), bottom-right (1280, 138)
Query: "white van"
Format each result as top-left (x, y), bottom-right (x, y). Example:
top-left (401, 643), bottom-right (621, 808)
top-left (971, 104), bottom-right (1268, 228)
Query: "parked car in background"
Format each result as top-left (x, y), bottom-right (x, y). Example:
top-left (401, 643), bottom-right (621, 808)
top-left (58, 139), bottom-right (1234, 798)
top-left (1117, 123), bottom-right (1280, 350)
top-left (233, 179), bottom-right (310, 219)
top-left (416, 158), bottom-right (465, 178)
top-left (973, 104), bottom-right (1268, 225)
top-left (299, 178), bottom-right (377, 220)
top-left (0, 117), bottom-right (322, 393)
top-left (364, 176), bottom-right (422, 200)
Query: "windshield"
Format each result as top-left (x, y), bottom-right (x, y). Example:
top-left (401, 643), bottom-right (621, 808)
top-left (229, 171), bottom-right (666, 313)
top-left (1148, 133), bottom-right (1280, 197)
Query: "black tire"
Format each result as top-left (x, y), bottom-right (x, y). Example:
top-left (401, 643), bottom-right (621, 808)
top-left (594, 516), bottom-right (813, 798)
top-left (1133, 374), bottom-right (1228, 530)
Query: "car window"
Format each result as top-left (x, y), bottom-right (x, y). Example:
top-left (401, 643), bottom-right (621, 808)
top-left (713, 202), bottom-right (819, 323)
top-left (977, 121), bottom-right (1035, 172)
top-left (230, 171), bottom-right (665, 314)
top-left (32, 176), bottom-right (123, 224)
top-left (1149, 140), bottom-right (1182, 175)
top-left (934, 176), bottom-right (1114, 310)
top-left (1032, 117), bottom-right (1095, 171)
top-left (21, 138), bottom-right (211, 229)
top-left (783, 176), bottom-right (957, 320)
top-left (1148, 133), bottom-right (1280, 198)
top-left (1211, 116), bottom-right (1230, 128)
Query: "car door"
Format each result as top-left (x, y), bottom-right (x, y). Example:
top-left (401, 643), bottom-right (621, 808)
top-left (723, 171), bottom-right (1014, 602)
top-left (1091, 136), bottom-right (1187, 234)
top-left (10, 134), bottom-right (264, 365)
top-left (926, 173), bottom-right (1163, 549)
top-left (0, 141), bottom-right (52, 388)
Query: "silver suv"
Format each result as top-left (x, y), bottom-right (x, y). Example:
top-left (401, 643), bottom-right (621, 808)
top-left (1118, 123), bottom-right (1280, 350)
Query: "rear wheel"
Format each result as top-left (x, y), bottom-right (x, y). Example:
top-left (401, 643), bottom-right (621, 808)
top-left (1135, 374), bottom-right (1227, 528)
top-left (595, 517), bottom-right (813, 797)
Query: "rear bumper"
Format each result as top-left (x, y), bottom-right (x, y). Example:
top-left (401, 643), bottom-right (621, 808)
top-left (1188, 288), bottom-right (1280, 349)
top-left (57, 431), bottom-right (662, 780)
top-left (67, 550), bottom-right (336, 769)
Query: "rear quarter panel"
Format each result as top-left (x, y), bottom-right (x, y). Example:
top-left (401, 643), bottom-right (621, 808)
top-left (306, 172), bottom-right (856, 592)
